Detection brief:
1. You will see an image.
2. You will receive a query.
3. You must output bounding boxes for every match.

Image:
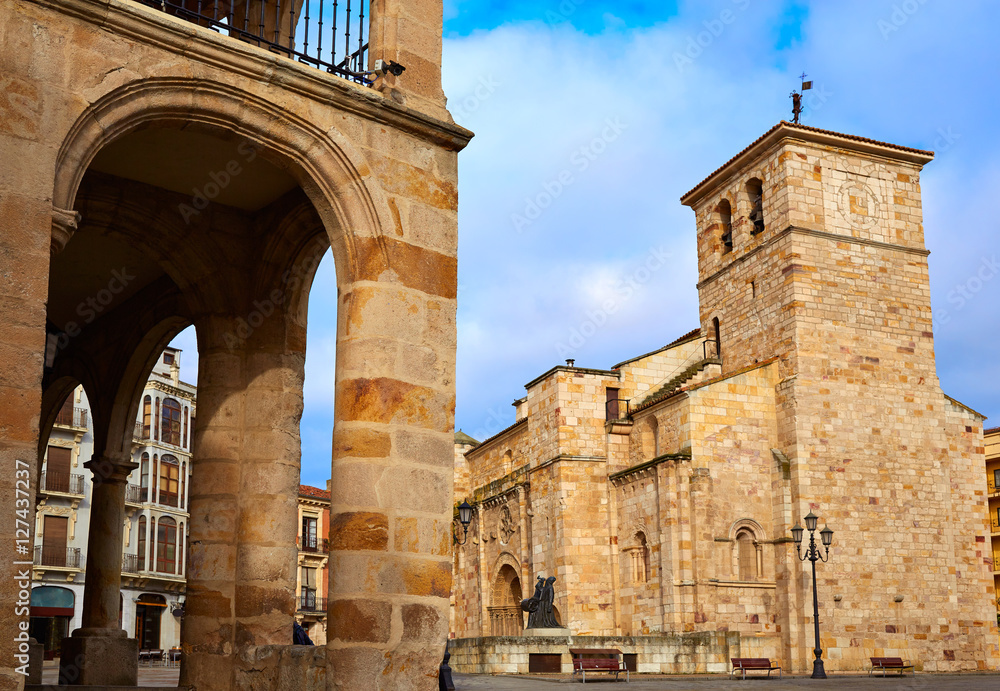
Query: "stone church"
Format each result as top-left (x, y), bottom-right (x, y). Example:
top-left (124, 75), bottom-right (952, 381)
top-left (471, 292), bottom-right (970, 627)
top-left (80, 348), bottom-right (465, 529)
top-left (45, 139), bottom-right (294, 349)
top-left (450, 122), bottom-right (999, 675)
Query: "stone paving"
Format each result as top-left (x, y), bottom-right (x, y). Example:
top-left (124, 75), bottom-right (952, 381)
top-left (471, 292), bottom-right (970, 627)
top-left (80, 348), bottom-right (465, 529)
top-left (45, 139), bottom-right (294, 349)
top-left (454, 672), bottom-right (1000, 689)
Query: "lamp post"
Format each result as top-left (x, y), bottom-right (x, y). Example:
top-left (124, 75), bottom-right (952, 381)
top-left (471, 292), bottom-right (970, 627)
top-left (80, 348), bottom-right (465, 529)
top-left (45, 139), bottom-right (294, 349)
top-left (791, 511), bottom-right (834, 679)
top-left (453, 500), bottom-right (474, 545)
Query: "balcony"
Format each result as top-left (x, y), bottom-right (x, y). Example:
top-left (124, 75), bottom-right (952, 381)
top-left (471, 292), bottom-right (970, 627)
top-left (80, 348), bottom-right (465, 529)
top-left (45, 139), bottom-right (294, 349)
top-left (125, 484), bottom-right (147, 505)
top-left (122, 553), bottom-right (141, 574)
top-left (989, 481), bottom-right (1000, 499)
top-left (298, 536), bottom-right (329, 554)
top-left (298, 593), bottom-right (327, 613)
top-left (54, 406), bottom-right (88, 430)
top-left (34, 546), bottom-right (83, 569)
top-left (40, 472), bottom-right (85, 496)
top-left (134, 421), bottom-right (150, 442)
top-left (131, 0), bottom-right (371, 84)
top-left (993, 516), bottom-right (1000, 535)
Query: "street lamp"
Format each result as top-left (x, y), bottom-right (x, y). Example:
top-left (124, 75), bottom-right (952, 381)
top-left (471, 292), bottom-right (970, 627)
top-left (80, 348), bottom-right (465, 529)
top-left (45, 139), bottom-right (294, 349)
top-left (791, 511), bottom-right (834, 679)
top-left (453, 500), bottom-right (474, 545)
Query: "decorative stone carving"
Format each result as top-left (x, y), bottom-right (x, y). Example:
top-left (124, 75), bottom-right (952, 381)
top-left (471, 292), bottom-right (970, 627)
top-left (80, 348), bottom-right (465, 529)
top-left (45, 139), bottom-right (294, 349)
top-left (498, 503), bottom-right (515, 545)
top-left (51, 207), bottom-right (81, 256)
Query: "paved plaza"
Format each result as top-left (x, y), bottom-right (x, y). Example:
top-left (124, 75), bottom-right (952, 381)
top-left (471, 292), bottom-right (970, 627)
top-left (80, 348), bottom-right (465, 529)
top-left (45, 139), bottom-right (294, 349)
top-left (453, 672), bottom-right (1000, 689)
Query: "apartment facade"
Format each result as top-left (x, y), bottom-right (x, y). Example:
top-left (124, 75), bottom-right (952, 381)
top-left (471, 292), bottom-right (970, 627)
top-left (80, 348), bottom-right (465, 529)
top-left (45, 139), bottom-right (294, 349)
top-left (31, 347), bottom-right (195, 658)
top-left (296, 484), bottom-right (332, 644)
top-left (987, 427), bottom-right (1000, 622)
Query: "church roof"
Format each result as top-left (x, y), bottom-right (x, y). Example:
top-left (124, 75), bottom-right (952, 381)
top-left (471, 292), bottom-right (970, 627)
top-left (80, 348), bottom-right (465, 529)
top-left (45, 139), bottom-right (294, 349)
top-left (454, 429), bottom-right (480, 446)
top-left (681, 121), bottom-right (935, 207)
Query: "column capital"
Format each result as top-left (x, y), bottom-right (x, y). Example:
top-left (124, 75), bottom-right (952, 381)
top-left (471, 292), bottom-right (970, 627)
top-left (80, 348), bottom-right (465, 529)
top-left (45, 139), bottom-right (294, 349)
top-left (84, 455), bottom-right (139, 484)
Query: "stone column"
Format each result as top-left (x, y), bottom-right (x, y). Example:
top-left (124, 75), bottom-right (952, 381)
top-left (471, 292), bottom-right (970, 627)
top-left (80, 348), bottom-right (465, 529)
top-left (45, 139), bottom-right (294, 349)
top-left (180, 318), bottom-right (243, 689)
top-left (59, 455), bottom-right (140, 686)
top-left (327, 275), bottom-right (456, 689)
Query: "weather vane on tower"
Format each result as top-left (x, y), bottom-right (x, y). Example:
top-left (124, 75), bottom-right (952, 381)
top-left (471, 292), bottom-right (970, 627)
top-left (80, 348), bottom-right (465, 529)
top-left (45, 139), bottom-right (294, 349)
top-left (790, 72), bottom-right (812, 123)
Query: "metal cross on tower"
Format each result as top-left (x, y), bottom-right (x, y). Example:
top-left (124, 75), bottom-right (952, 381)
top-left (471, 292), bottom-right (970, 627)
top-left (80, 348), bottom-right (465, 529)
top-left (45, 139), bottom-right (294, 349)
top-left (790, 73), bottom-right (813, 123)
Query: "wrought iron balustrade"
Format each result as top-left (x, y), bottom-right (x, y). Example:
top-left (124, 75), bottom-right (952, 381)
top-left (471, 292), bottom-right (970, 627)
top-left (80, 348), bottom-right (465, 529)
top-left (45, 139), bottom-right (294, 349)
top-left (123, 553), bottom-right (141, 574)
top-left (605, 398), bottom-right (630, 421)
top-left (54, 406), bottom-right (88, 429)
top-left (35, 546), bottom-right (83, 568)
top-left (298, 535), bottom-right (329, 553)
top-left (41, 471), bottom-right (85, 495)
top-left (298, 593), bottom-right (327, 612)
top-left (125, 483), bottom-right (146, 504)
top-left (132, 0), bottom-right (371, 84)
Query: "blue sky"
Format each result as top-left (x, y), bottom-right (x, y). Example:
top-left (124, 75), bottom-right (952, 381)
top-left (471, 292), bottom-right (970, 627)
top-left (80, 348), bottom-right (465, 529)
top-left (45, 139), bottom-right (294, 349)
top-left (174, 0), bottom-right (1000, 487)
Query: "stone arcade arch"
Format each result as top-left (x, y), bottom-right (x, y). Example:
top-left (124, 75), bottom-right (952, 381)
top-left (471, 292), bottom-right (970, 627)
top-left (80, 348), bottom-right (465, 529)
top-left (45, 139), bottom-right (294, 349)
top-left (0, 2), bottom-right (470, 688)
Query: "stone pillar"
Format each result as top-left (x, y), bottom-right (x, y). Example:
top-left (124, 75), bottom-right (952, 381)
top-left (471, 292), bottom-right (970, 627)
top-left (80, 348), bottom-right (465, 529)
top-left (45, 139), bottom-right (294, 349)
top-left (327, 276), bottom-right (455, 689)
top-left (369, 0), bottom-right (448, 118)
top-left (59, 455), bottom-right (140, 686)
top-left (181, 318), bottom-right (243, 689)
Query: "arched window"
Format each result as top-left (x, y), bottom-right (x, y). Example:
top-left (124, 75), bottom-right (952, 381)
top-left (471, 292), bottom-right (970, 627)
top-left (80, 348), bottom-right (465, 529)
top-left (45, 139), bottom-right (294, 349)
top-left (140, 453), bottom-right (150, 502)
top-left (737, 529), bottom-right (758, 581)
top-left (179, 460), bottom-right (186, 511)
top-left (159, 455), bottom-right (179, 507)
top-left (502, 450), bottom-right (513, 475)
top-left (138, 516), bottom-right (147, 571)
top-left (162, 398), bottom-right (182, 446)
top-left (717, 200), bottom-right (733, 254)
top-left (152, 455), bottom-right (159, 502)
top-left (626, 531), bottom-right (651, 584)
top-left (746, 178), bottom-right (764, 235)
top-left (154, 398), bottom-right (160, 441)
top-left (157, 516), bottom-right (177, 574)
top-left (142, 395), bottom-right (151, 439)
top-left (183, 406), bottom-right (189, 449)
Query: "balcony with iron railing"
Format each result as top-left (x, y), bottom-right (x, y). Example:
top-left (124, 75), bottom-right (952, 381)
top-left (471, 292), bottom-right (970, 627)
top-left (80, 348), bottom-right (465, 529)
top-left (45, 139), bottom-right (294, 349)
top-left (122, 553), bottom-right (141, 574)
top-left (125, 484), bottom-right (148, 505)
top-left (54, 406), bottom-right (88, 430)
top-left (34, 546), bottom-right (83, 569)
top-left (131, 0), bottom-right (371, 84)
top-left (298, 592), bottom-right (327, 612)
top-left (989, 480), bottom-right (1000, 498)
top-left (298, 535), bottom-right (329, 553)
top-left (40, 472), bottom-right (86, 496)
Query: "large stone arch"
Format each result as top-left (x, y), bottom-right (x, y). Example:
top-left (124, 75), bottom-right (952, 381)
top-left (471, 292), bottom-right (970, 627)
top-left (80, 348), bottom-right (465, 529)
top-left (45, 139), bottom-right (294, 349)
top-left (51, 77), bottom-right (394, 287)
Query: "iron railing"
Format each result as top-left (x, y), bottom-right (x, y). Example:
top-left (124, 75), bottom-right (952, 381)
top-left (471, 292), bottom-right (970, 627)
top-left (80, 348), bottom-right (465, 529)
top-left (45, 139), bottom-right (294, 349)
top-left (41, 472), bottom-right (85, 495)
top-left (125, 484), bottom-right (147, 504)
top-left (35, 546), bottom-right (83, 568)
top-left (54, 406), bottom-right (88, 429)
top-left (298, 536), bottom-right (329, 553)
top-left (132, 0), bottom-right (371, 84)
top-left (134, 421), bottom-right (150, 441)
top-left (299, 593), bottom-right (327, 612)
top-left (123, 553), bottom-right (141, 574)
top-left (605, 398), bottom-right (630, 421)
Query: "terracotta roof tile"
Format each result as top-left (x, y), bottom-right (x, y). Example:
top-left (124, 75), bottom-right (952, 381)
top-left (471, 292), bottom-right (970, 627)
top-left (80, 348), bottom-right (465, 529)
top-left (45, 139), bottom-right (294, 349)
top-left (299, 484), bottom-right (330, 500)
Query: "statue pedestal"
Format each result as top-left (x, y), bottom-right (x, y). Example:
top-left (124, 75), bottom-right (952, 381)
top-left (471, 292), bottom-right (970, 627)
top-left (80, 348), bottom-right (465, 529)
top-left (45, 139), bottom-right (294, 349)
top-left (521, 627), bottom-right (570, 637)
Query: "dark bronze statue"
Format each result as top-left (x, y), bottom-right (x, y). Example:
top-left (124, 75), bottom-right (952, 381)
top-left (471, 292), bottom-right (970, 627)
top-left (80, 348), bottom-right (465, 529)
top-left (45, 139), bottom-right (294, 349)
top-left (520, 575), bottom-right (560, 628)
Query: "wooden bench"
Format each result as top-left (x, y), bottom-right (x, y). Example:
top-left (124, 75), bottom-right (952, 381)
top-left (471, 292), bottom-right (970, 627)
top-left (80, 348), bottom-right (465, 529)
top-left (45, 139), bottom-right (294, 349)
top-left (869, 657), bottom-right (914, 676)
top-left (570, 648), bottom-right (629, 683)
top-left (730, 657), bottom-right (781, 680)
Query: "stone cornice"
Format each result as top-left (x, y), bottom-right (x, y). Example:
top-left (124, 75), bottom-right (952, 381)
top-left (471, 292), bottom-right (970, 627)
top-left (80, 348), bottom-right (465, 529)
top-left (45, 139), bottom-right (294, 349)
top-left (145, 380), bottom-right (196, 402)
top-left (696, 224), bottom-right (930, 290)
top-left (530, 454), bottom-right (605, 474)
top-left (524, 366), bottom-right (620, 392)
top-left (39, 0), bottom-right (473, 151)
top-left (609, 452), bottom-right (691, 485)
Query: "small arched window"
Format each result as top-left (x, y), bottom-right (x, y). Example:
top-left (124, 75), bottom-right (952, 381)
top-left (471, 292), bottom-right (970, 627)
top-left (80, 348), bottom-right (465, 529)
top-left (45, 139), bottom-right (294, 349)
top-left (502, 450), bottom-right (513, 475)
top-left (717, 200), bottom-right (733, 254)
top-left (157, 516), bottom-right (177, 574)
top-left (140, 453), bottom-right (150, 502)
top-left (712, 317), bottom-right (721, 360)
top-left (138, 516), bottom-right (147, 571)
top-left (162, 398), bottom-right (182, 446)
top-left (746, 178), bottom-right (764, 235)
top-left (142, 396), bottom-right (151, 439)
top-left (626, 531), bottom-right (651, 584)
top-left (737, 530), bottom-right (758, 581)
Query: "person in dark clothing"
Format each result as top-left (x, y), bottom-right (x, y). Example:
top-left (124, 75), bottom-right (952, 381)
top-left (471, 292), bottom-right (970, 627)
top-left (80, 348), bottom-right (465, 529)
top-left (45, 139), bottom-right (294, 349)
top-left (293, 621), bottom-right (314, 646)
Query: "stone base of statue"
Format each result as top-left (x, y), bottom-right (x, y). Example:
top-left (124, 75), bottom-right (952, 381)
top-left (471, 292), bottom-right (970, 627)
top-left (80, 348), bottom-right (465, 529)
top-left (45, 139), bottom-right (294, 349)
top-left (521, 627), bottom-right (570, 637)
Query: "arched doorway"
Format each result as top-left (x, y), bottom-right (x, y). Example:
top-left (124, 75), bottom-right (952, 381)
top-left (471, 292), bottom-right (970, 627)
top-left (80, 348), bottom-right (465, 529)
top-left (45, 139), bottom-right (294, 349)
top-left (135, 594), bottom-right (166, 651)
top-left (489, 563), bottom-right (524, 636)
top-left (29, 586), bottom-right (76, 660)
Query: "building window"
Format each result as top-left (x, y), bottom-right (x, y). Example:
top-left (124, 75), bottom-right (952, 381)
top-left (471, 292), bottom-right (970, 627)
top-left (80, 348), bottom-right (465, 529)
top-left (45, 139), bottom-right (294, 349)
top-left (157, 516), bottom-right (177, 574)
top-left (718, 200), bottom-right (733, 253)
top-left (179, 461), bottom-right (186, 511)
top-left (300, 567), bottom-right (317, 610)
top-left (183, 406), bottom-right (189, 449)
top-left (142, 395), bottom-right (151, 438)
top-left (302, 516), bottom-right (318, 551)
top-left (138, 516), bottom-right (147, 571)
top-left (140, 453), bottom-right (150, 502)
top-left (163, 351), bottom-right (174, 365)
top-left (179, 521), bottom-right (185, 577)
top-left (154, 398), bottom-right (160, 441)
top-left (712, 316), bottom-right (721, 360)
top-left (627, 532), bottom-right (650, 584)
top-left (606, 387), bottom-right (620, 420)
top-left (159, 455), bottom-right (179, 508)
top-left (737, 530), bottom-right (758, 581)
top-left (746, 178), bottom-right (765, 235)
top-left (994, 469), bottom-right (1000, 489)
top-left (162, 398), bottom-right (182, 446)
top-left (45, 446), bottom-right (72, 493)
top-left (41, 515), bottom-right (69, 567)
